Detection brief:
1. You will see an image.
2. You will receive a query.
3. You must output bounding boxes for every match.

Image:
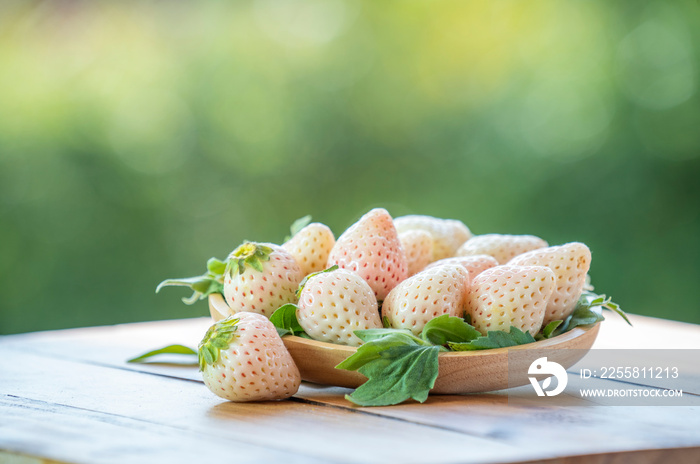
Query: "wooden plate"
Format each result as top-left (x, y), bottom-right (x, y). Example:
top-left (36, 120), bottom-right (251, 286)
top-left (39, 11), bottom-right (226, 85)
top-left (209, 293), bottom-right (600, 394)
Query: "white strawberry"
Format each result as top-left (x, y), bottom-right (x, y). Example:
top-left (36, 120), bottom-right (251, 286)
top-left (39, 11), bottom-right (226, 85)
top-left (457, 234), bottom-right (548, 264)
top-left (508, 242), bottom-right (592, 325)
top-left (283, 222), bottom-right (336, 276)
top-left (382, 264), bottom-right (470, 336)
top-left (296, 268), bottom-right (382, 346)
top-left (199, 312), bottom-right (301, 402)
top-left (424, 255), bottom-right (498, 279)
top-left (398, 229), bottom-right (433, 276)
top-left (223, 242), bottom-right (304, 318)
top-left (465, 265), bottom-right (555, 336)
top-left (393, 215), bottom-right (471, 261)
top-left (327, 208), bottom-right (408, 301)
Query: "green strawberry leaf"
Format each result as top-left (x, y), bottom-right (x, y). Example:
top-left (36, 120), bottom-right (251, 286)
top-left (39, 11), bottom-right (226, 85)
top-left (593, 293), bottom-right (631, 326)
top-left (421, 314), bottom-right (481, 346)
top-left (337, 330), bottom-right (439, 406)
top-left (156, 276), bottom-right (223, 295)
top-left (354, 328), bottom-right (425, 344)
top-left (336, 330), bottom-right (429, 371)
top-left (543, 320), bottom-right (563, 337)
top-left (449, 326), bottom-right (536, 351)
top-left (553, 291), bottom-right (612, 336)
top-left (206, 257), bottom-right (227, 275)
top-left (284, 215), bottom-right (313, 242)
top-left (156, 256), bottom-right (226, 305)
top-left (295, 265), bottom-right (339, 298)
top-left (580, 291), bottom-right (630, 324)
top-left (127, 344), bottom-right (198, 364)
top-left (344, 345), bottom-right (440, 406)
top-left (536, 320), bottom-right (564, 340)
top-left (533, 291), bottom-right (629, 339)
top-left (270, 303), bottom-right (308, 337)
top-left (563, 305), bottom-right (603, 332)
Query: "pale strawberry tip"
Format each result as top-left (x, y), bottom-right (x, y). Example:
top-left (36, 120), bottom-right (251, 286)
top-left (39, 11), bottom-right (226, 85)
top-left (198, 316), bottom-right (240, 371)
top-left (295, 265), bottom-right (339, 298)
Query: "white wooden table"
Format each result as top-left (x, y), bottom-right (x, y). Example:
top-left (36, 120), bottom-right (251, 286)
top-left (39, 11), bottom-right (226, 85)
top-left (1, 314), bottom-right (699, 464)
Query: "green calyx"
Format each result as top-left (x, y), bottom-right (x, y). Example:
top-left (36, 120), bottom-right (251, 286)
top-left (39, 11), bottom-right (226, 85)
top-left (226, 242), bottom-right (273, 277)
top-left (198, 316), bottom-right (240, 371)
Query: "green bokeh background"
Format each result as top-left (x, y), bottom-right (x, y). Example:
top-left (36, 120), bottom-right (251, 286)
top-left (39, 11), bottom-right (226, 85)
top-left (1, 0), bottom-right (699, 334)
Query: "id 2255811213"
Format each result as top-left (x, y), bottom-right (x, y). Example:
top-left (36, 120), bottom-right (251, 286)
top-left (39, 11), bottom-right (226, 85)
top-left (588, 366), bottom-right (679, 380)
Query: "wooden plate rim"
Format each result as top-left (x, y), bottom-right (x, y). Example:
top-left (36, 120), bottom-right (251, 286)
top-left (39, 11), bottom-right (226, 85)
top-left (281, 324), bottom-right (597, 355)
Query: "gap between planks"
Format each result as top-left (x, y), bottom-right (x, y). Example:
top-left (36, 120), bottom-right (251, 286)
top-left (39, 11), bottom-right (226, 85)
top-left (0, 395), bottom-right (335, 464)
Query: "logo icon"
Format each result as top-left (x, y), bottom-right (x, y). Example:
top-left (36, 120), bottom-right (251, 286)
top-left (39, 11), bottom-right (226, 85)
top-left (528, 357), bottom-right (568, 396)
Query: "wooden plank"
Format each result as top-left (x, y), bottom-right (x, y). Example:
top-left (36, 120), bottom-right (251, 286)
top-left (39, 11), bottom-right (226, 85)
top-left (294, 386), bottom-right (700, 454)
top-left (0, 396), bottom-right (323, 464)
top-left (594, 314), bottom-right (700, 350)
top-left (0, 450), bottom-right (68, 464)
top-left (0, 352), bottom-right (525, 464)
top-left (520, 447), bottom-right (700, 464)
